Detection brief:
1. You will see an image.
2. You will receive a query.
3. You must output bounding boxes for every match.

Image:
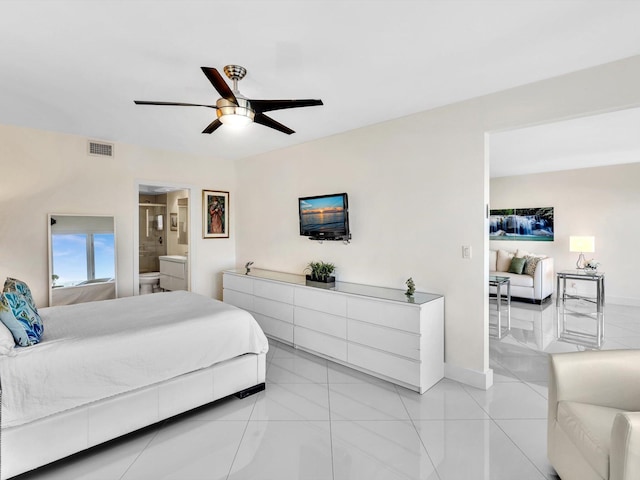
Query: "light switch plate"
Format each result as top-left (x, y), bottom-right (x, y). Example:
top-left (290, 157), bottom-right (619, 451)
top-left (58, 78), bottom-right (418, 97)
top-left (462, 245), bottom-right (472, 259)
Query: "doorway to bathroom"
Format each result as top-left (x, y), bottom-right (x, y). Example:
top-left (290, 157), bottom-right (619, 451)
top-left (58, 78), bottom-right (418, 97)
top-left (136, 183), bottom-right (193, 295)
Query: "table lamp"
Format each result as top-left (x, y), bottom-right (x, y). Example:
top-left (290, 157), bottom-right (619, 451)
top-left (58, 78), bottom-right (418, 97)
top-left (569, 236), bottom-right (595, 269)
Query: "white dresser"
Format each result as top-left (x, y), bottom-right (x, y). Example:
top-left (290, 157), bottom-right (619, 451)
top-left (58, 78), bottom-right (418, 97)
top-left (223, 268), bottom-right (444, 393)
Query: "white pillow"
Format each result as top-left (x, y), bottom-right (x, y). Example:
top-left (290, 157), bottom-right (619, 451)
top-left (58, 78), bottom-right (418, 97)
top-left (489, 250), bottom-right (498, 272)
top-left (496, 249), bottom-right (514, 272)
top-left (0, 320), bottom-right (16, 356)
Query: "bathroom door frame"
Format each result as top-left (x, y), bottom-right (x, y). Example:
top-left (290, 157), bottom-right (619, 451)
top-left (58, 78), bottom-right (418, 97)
top-left (133, 180), bottom-right (197, 296)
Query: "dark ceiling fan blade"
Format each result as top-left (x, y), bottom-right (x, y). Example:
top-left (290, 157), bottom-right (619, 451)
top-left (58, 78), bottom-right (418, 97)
top-left (134, 100), bottom-right (218, 109)
top-left (248, 99), bottom-right (323, 113)
top-left (201, 67), bottom-right (238, 105)
top-left (202, 118), bottom-right (223, 134)
top-left (254, 113), bottom-right (295, 135)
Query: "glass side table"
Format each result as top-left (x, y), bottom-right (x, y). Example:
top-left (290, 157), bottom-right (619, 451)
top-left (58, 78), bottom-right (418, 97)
top-left (489, 275), bottom-right (511, 339)
top-left (556, 270), bottom-right (605, 348)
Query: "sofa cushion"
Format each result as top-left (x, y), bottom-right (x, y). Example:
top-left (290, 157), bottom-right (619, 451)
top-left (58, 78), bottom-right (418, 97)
top-left (508, 257), bottom-right (526, 274)
top-left (524, 256), bottom-right (542, 277)
top-left (496, 249), bottom-right (514, 272)
top-left (491, 272), bottom-right (534, 287)
top-left (489, 250), bottom-right (497, 272)
top-left (557, 400), bottom-right (625, 479)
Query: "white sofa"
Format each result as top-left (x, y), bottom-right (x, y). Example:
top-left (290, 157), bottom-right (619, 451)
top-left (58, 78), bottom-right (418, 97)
top-left (489, 248), bottom-right (554, 302)
top-left (548, 350), bottom-right (640, 480)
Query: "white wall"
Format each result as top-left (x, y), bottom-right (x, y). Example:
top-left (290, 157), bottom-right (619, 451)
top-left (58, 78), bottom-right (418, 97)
top-left (490, 163), bottom-right (640, 305)
top-left (235, 55), bottom-right (640, 386)
top-left (0, 125), bottom-right (236, 306)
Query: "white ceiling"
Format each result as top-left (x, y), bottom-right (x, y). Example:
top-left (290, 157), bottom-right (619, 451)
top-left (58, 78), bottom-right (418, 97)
top-left (2, 1), bottom-right (640, 163)
top-left (490, 107), bottom-right (640, 178)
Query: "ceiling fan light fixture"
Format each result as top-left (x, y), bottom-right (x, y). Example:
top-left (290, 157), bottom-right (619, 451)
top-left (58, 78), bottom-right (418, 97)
top-left (134, 65), bottom-right (322, 135)
top-left (216, 98), bottom-right (254, 127)
top-left (218, 111), bottom-right (253, 127)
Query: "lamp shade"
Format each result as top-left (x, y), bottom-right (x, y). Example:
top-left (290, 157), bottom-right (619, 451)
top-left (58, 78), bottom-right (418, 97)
top-left (569, 236), bottom-right (595, 253)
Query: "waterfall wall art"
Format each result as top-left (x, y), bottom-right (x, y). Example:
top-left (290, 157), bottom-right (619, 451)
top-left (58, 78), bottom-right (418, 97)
top-left (489, 207), bottom-right (554, 241)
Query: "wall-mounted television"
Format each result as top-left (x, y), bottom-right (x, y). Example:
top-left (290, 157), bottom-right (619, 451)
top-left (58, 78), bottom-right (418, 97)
top-left (299, 193), bottom-right (350, 241)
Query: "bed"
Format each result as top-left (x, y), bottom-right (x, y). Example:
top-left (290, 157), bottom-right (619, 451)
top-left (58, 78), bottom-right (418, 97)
top-left (0, 290), bottom-right (268, 479)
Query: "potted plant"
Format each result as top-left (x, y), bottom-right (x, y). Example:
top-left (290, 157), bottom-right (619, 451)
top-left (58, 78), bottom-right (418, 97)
top-left (305, 261), bottom-right (336, 283)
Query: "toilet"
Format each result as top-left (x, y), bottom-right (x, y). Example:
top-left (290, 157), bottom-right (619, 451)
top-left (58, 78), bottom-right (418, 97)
top-left (139, 272), bottom-right (161, 295)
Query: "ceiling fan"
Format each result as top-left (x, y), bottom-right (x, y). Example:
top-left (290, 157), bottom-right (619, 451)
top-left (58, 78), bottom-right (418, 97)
top-left (134, 65), bottom-right (323, 135)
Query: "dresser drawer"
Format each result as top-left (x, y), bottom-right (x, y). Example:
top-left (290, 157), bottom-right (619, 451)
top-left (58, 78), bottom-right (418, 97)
top-left (348, 343), bottom-right (419, 386)
top-left (254, 279), bottom-right (294, 304)
top-left (294, 287), bottom-right (347, 317)
top-left (253, 313), bottom-right (294, 344)
top-left (348, 319), bottom-right (420, 360)
top-left (254, 297), bottom-right (294, 324)
top-left (347, 297), bottom-right (419, 333)
top-left (223, 289), bottom-right (254, 311)
top-left (294, 307), bottom-right (346, 338)
top-left (294, 327), bottom-right (347, 362)
top-left (223, 274), bottom-right (253, 294)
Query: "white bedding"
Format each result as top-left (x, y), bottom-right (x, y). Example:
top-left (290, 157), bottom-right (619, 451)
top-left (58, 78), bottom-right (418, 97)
top-left (0, 291), bottom-right (268, 429)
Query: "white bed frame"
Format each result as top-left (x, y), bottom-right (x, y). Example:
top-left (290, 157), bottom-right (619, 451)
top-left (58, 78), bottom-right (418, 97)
top-left (0, 352), bottom-right (266, 479)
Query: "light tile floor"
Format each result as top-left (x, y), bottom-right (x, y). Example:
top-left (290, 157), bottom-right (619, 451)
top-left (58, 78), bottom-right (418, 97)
top-left (16, 300), bottom-right (640, 480)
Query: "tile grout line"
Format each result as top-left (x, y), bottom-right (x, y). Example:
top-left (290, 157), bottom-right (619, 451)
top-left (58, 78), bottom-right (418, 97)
top-left (491, 417), bottom-right (550, 480)
top-left (454, 374), bottom-right (550, 479)
top-left (466, 352), bottom-right (551, 480)
top-left (394, 384), bottom-right (443, 480)
top-left (327, 364), bottom-right (336, 480)
top-left (118, 424), bottom-right (163, 480)
top-left (224, 395), bottom-right (259, 480)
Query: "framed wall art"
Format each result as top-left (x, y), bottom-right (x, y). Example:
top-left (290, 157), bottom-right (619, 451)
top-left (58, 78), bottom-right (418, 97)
top-left (202, 190), bottom-right (229, 238)
top-left (489, 207), bottom-right (554, 241)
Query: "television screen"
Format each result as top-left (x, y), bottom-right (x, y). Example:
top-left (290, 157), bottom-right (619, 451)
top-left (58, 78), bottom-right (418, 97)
top-left (299, 193), bottom-right (349, 239)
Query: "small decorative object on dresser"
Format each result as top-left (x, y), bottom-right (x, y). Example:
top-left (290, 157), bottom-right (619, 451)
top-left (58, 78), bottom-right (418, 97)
top-left (405, 277), bottom-right (415, 297)
top-left (305, 261), bottom-right (336, 283)
top-left (245, 261), bottom-right (254, 274)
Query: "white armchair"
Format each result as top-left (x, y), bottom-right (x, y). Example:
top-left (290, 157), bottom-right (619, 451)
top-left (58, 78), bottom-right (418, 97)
top-left (548, 350), bottom-right (640, 480)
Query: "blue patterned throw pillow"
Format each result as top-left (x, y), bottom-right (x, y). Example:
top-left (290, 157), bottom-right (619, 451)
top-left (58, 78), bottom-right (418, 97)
top-left (3, 277), bottom-right (38, 312)
top-left (0, 292), bottom-right (44, 346)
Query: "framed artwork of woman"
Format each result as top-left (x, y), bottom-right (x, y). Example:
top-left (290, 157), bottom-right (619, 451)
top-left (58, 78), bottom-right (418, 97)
top-left (202, 190), bottom-right (229, 238)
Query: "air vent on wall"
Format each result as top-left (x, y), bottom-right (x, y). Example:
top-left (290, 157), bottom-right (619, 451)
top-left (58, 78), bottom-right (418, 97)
top-left (88, 140), bottom-right (114, 157)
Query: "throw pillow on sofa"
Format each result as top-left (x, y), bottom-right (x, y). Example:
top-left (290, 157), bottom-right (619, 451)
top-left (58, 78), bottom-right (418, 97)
top-left (489, 250), bottom-right (498, 272)
top-left (496, 250), bottom-right (514, 272)
top-left (508, 257), bottom-right (526, 274)
top-left (524, 256), bottom-right (542, 276)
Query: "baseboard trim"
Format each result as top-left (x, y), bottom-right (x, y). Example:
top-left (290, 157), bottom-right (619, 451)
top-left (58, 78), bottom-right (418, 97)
top-left (444, 363), bottom-right (493, 390)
